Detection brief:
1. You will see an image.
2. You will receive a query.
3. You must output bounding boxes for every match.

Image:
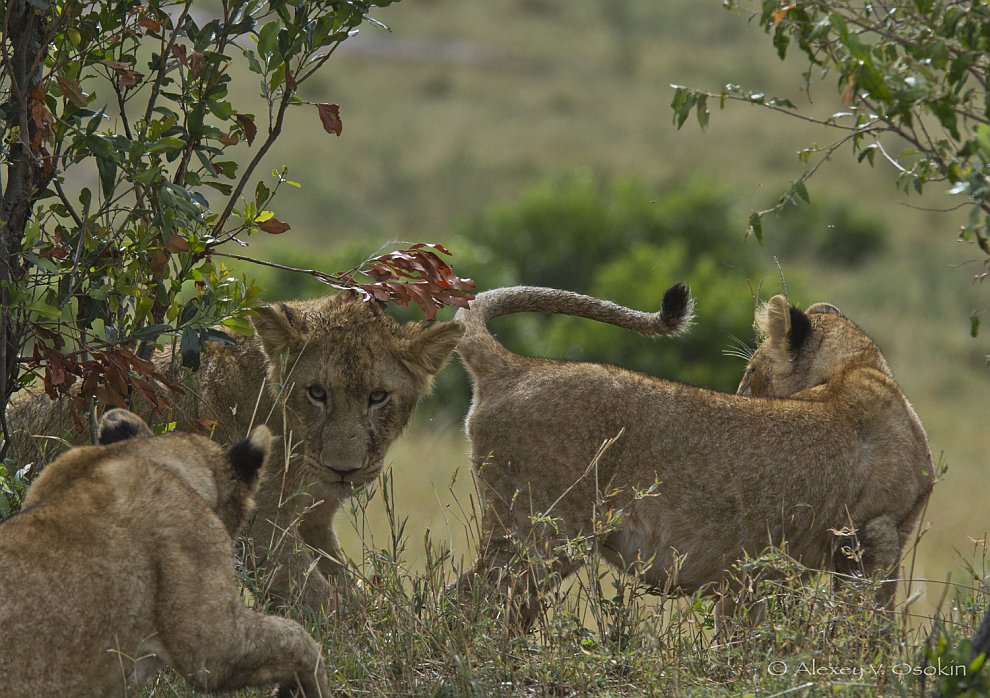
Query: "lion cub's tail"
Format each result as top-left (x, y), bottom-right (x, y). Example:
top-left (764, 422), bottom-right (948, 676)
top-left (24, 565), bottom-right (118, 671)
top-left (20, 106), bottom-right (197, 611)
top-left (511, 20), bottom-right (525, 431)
top-left (456, 283), bottom-right (693, 376)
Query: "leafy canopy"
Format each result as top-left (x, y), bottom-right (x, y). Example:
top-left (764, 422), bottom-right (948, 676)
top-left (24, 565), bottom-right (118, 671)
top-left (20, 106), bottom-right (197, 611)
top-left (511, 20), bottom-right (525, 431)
top-left (671, 0), bottom-right (990, 331)
top-left (0, 0), bottom-right (472, 449)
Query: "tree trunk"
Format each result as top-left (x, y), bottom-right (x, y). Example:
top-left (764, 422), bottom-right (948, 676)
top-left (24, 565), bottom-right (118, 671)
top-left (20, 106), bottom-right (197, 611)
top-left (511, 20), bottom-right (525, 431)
top-left (0, 0), bottom-right (53, 459)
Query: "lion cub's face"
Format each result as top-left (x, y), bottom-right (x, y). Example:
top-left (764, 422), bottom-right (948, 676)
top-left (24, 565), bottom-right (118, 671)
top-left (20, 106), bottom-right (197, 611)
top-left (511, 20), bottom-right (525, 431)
top-left (252, 296), bottom-right (463, 494)
top-left (737, 295), bottom-right (889, 398)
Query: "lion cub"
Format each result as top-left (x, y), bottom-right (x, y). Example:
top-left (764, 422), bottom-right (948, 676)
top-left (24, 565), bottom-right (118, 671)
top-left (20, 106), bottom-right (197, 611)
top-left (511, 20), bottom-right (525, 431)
top-left (454, 286), bottom-right (933, 626)
top-left (737, 296), bottom-right (934, 599)
top-left (8, 294), bottom-right (464, 614)
top-left (0, 409), bottom-right (329, 696)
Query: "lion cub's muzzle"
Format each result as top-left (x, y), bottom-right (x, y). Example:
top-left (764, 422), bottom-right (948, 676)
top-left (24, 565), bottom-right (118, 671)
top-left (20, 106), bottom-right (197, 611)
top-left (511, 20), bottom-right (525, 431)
top-left (324, 460), bottom-right (382, 487)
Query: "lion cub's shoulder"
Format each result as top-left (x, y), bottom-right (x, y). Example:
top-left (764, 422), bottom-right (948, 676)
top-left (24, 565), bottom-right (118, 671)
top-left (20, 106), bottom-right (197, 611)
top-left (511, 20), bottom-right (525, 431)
top-left (15, 409), bottom-right (269, 537)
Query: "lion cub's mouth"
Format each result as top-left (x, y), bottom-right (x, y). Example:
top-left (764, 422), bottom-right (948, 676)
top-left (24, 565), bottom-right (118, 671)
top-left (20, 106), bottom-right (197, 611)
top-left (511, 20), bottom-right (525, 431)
top-left (320, 463), bottom-right (383, 488)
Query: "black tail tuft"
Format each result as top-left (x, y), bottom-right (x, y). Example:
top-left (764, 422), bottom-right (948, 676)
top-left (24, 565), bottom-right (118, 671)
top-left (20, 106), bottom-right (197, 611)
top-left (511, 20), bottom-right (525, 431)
top-left (661, 283), bottom-right (691, 326)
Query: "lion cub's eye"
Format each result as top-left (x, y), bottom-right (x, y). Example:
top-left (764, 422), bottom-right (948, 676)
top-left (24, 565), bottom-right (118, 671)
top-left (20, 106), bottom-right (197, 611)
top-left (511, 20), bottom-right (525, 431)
top-left (307, 385), bottom-right (328, 404)
top-left (368, 388), bottom-right (389, 406)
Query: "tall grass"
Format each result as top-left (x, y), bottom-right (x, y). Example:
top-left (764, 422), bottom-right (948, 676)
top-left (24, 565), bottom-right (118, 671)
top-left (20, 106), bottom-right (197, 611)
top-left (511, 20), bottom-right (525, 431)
top-left (140, 453), bottom-right (989, 697)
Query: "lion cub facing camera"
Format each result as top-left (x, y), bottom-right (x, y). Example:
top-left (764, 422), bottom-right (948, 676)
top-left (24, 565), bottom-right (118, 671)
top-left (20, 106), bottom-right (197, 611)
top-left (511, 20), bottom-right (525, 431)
top-left (0, 409), bottom-right (329, 697)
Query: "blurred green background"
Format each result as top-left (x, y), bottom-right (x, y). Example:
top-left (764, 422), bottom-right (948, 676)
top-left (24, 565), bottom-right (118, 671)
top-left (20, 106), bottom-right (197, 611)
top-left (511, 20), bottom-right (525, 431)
top-left (209, 0), bottom-right (987, 610)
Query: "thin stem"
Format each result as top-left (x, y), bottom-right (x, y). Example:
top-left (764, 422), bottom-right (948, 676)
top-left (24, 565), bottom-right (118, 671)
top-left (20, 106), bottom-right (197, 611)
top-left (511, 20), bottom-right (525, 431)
top-left (211, 250), bottom-right (345, 285)
top-left (211, 86), bottom-right (294, 236)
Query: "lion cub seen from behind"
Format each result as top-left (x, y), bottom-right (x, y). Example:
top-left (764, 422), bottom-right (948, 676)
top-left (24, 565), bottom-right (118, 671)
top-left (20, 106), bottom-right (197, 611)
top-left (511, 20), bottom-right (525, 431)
top-left (0, 409), bottom-right (329, 697)
top-left (737, 296), bottom-right (934, 597)
top-left (454, 286), bottom-right (933, 627)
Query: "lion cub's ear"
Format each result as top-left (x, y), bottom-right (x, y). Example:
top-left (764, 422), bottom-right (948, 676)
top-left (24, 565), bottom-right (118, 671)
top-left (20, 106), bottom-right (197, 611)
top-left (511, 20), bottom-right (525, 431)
top-left (226, 425), bottom-right (272, 485)
top-left (401, 321), bottom-right (465, 376)
top-left (252, 303), bottom-right (310, 358)
top-left (97, 409), bottom-right (153, 445)
top-left (763, 295), bottom-right (812, 353)
top-left (806, 302), bottom-right (844, 318)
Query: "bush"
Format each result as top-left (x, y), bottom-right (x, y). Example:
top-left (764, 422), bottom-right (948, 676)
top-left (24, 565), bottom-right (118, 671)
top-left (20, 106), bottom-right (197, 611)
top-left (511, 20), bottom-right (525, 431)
top-left (766, 202), bottom-right (888, 267)
top-left (458, 175), bottom-right (795, 394)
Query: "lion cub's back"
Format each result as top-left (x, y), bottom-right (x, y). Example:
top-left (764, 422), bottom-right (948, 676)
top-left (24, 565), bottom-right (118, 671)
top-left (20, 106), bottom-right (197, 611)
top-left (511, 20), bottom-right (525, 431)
top-left (0, 450), bottom-right (191, 693)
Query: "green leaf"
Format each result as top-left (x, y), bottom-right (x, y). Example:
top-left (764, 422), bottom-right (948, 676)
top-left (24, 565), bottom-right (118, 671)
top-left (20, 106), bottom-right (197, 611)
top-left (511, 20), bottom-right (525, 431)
top-left (971, 313), bottom-right (980, 338)
top-left (132, 324), bottom-right (172, 340)
top-left (207, 99), bottom-right (234, 120)
top-left (243, 49), bottom-right (263, 75)
top-left (203, 181), bottom-right (234, 195)
top-left (202, 327), bottom-right (236, 345)
top-left (146, 137), bottom-right (186, 155)
top-left (696, 94), bottom-right (710, 130)
top-left (829, 11), bottom-right (848, 40)
top-left (180, 325), bottom-right (202, 370)
top-left (221, 314), bottom-right (256, 337)
top-left (255, 180), bottom-right (271, 205)
top-left (26, 300), bottom-right (62, 321)
top-left (257, 21), bottom-right (280, 61)
top-left (747, 211), bottom-right (764, 245)
top-left (792, 179), bottom-right (810, 204)
top-left (670, 86), bottom-right (698, 130)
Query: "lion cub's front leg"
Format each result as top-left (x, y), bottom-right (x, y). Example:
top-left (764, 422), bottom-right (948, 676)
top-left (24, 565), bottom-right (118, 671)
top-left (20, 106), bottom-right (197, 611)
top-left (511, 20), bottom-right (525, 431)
top-left (248, 463), bottom-right (363, 615)
top-left (160, 562), bottom-right (330, 696)
top-left (299, 500), bottom-right (367, 607)
top-left (453, 507), bottom-right (584, 631)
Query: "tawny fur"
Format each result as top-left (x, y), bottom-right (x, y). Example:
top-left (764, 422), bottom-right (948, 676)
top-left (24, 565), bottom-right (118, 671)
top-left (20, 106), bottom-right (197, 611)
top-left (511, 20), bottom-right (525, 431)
top-left (454, 287), bottom-right (933, 626)
top-left (0, 409), bottom-right (329, 696)
top-left (6, 295), bottom-right (463, 614)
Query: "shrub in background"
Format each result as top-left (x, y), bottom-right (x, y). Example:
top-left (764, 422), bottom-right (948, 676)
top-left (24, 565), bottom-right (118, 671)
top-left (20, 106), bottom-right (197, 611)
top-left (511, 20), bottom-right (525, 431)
top-left (460, 175), bottom-right (792, 393)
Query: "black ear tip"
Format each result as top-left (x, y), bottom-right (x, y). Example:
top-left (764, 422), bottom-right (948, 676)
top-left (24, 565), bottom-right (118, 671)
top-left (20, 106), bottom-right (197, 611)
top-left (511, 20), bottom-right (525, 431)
top-left (788, 305), bottom-right (812, 351)
top-left (227, 426), bottom-right (271, 483)
top-left (661, 283), bottom-right (691, 322)
top-left (97, 409), bottom-right (152, 446)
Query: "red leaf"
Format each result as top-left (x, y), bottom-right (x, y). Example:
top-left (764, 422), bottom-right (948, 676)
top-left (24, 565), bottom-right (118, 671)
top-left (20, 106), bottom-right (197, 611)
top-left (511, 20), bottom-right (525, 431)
top-left (138, 16), bottom-right (162, 33)
top-left (56, 77), bottom-right (87, 108)
top-left (150, 249), bottom-right (168, 276)
top-left (98, 59), bottom-right (131, 71)
top-left (405, 284), bottom-right (439, 321)
top-left (258, 217), bottom-right (291, 234)
top-left (316, 103), bottom-right (342, 137)
top-left (234, 114), bottom-right (257, 146)
top-left (170, 44), bottom-right (188, 66)
top-left (165, 235), bottom-right (190, 253)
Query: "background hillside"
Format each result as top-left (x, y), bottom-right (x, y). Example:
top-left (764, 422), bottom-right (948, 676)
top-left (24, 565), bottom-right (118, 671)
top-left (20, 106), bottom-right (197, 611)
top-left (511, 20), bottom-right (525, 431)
top-left (216, 0), bottom-right (987, 619)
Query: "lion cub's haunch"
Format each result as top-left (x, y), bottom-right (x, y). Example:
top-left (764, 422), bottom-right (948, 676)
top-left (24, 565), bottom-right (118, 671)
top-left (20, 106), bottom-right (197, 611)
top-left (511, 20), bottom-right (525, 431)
top-left (455, 287), bottom-right (933, 626)
top-left (0, 409), bottom-right (329, 696)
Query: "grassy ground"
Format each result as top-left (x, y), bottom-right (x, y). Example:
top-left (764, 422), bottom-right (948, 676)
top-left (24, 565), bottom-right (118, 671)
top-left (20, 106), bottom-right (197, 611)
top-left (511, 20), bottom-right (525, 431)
top-left (140, 460), bottom-right (989, 697)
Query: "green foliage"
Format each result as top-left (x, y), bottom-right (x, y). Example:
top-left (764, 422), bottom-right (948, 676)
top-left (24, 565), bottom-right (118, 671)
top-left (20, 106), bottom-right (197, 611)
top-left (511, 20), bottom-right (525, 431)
top-left (0, 458), bottom-right (29, 519)
top-left (0, 0), bottom-right (408, 436)
top-left (459, 175), bottom-right (790, 392)
top-left (767, 201), bottom-right (888, 267)
top-left (673, 0), bottom-right (990, 322)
